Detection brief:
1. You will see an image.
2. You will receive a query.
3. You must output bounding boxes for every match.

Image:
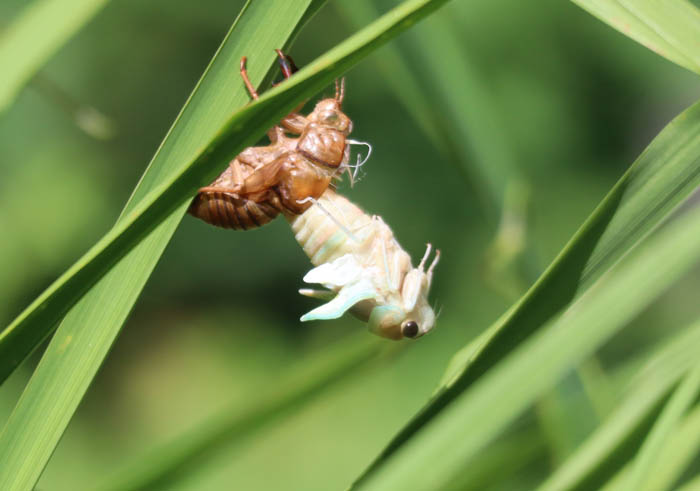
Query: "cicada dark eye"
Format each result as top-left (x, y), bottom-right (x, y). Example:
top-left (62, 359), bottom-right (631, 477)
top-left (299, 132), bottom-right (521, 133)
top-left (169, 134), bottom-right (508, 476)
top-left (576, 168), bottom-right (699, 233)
top-left (401, 321), bottom-right (419, 339)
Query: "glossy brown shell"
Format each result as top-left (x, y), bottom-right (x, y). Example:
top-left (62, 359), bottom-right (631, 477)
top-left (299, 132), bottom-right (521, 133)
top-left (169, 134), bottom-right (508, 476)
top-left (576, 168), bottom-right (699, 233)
top-left (189, 97), bottom-right (350, 231)
top-left (188, 191), bottom-right (283, 230)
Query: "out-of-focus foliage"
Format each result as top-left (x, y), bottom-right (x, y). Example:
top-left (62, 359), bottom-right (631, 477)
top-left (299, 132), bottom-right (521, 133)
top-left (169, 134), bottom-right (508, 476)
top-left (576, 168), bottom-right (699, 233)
top-left (0, 0), bottom-right (111, 112)
top-left (0, 0), bottom-right (333, 488)
top-left (0, 0), bottom-right (699, 490)
top-left (571, 0), bottom-right (700, 76)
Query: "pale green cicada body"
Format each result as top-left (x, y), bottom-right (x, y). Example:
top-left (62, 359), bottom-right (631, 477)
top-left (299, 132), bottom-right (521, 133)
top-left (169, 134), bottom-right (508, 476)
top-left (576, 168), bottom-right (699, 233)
top-left (287, 189), bottom-right (440, 340)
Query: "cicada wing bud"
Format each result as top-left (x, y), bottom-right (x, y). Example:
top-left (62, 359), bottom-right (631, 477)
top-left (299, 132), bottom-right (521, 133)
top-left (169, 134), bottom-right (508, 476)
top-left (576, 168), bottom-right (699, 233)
top-left (300, 280), bottom-right (376, 321)
top-left (303, 255), bottom-right (363, 287)
top-left (401, 269), bottom-right (423, 312)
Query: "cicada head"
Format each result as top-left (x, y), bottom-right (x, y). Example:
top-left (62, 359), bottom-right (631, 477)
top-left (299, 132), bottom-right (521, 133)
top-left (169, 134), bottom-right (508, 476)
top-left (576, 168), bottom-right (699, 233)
top-left (308, 79), bottom-right (353, 135)
top-left (368, 245), bottom-right (441, 340)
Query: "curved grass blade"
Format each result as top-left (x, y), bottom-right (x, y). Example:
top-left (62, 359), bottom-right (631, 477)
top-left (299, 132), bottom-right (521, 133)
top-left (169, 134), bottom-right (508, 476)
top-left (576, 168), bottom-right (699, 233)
top-left (0, 0), bottom-right (453, 488)
top-left (355, 201), bottom-right (700, 490)
top-left (677, 473), bottom-right (700, 491)
top-left (588, 404), bottom-right (700, 491)
top-left (354, 97), bottom-right (700, 485)
top-left (402, 7), bottom-right (523, 216)
top-left (0, 0), bottom-right (452, 385)
top-left (624, 361), bottom-right (700, 491)
top-left (570, 0), bottom-right (700, 76)
top-left (337, 1), bottom-right (536, 298)
top-left (334, 1), bottom-right (449, 158)
top-left (596, 403), bottom-right (700, 491)
top-left (98, 334), bottom-right (380, 491)
top-left (0, 1), bottom-right (323, 489)
top-left (642, 403), bottom-right (700, 491)
top-left (538, 319), bottom-right (700, 491)
top-left (337, 1), bottom-right (524, 221)
top-left (444, 428), bottom-right (546, 490)
top-left (0, 0), bottom-right (110, 112)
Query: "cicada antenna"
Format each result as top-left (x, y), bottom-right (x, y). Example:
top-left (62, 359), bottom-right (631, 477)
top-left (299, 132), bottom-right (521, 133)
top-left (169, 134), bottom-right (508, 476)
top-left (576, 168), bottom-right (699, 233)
top-left (428, 249), bottom-right (441, 276)
top-left (335, 77), bottom-right (346, 106)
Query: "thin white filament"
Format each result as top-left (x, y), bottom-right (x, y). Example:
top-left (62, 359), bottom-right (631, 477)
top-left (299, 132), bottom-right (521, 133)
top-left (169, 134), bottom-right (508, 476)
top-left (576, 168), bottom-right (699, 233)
top-left (297, 196), bottom-right (359, 243)
top-left (346, 139), bottom-right (373, 186)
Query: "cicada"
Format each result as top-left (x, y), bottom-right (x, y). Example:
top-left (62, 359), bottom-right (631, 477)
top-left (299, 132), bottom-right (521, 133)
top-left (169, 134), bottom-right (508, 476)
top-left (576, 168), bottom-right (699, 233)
top-left (288, 189), bottom-right (440, 340)
top-left (188, 50), bottom-right (361, 229)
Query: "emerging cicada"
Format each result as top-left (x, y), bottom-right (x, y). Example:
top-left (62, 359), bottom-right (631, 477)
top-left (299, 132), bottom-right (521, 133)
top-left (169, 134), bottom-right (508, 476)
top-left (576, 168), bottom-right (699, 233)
top-left (288, 189), bottom-right (440, 340)
top-left (188, 51), bottom-right (360, 229)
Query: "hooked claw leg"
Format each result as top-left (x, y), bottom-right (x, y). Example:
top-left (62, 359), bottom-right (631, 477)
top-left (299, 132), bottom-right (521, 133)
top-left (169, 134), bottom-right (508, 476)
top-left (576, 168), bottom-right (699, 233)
top-left (275, 49), bottom-right (298, 79)
top-left (239, 57), bottom-right (258, 100)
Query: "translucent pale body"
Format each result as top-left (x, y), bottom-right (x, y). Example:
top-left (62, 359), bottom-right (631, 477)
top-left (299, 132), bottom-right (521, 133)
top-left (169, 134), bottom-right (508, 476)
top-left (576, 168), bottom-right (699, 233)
top-left (287, 189), bottom-right (439, 340)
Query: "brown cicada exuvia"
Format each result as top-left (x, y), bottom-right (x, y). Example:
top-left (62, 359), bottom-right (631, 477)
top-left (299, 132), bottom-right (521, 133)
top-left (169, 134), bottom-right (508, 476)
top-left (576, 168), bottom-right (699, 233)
top-left (188, 50), bottom-right (365, 230)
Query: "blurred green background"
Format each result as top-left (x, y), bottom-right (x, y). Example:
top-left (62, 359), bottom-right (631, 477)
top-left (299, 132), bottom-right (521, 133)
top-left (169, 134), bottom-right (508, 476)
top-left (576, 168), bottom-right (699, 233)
top-left (1, 0), bottom-right (699, 489)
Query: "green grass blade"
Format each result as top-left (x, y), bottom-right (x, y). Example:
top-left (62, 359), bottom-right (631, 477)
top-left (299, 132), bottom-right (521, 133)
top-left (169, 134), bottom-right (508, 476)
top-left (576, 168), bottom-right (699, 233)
top-left (570, 0), bottom-right (700, 75)
top-left (338, 1), bottom-right (536, 299)
top-left (403, 7), bottom-right (523, 215)
top-left (338, 1), bottom-right (523, 220)
top-left (334, 2), bottom-right (450, 161)
top-left (443, 428), bottom-right (546, 491)
top-left (98, 335), bottom-right (381, 491)
top-left (538, 319), bottom-right (700, 491)
top-left (355, 201), bottom-right (700, 491)
top-left (0, 0), bottom-right (110, 112)
top-left (577, 357), bottom-right (617, 420)
top-left (0, 0), bottom-right (322, 488)
top-left (585, 402), bottom-right (700, 491)
top-left (642, 403), bottom-right (700, 491)
top-left (354, 97), bottom-right (700, 484)
top-left (0, 0), bottom-right (452, 384)
top-left (677, 473), bottom-right (700, 491)
top-left (625, 362), bottom-right (700, 491)
top-left (0, 0), bottom-right (452, 488)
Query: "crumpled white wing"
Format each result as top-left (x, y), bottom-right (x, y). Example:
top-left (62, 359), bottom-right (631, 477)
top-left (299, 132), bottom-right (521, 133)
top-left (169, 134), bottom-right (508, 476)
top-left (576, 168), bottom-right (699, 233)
top-left (303, 254), bottom-right (364, 287)
top-left (300, 279), bottom-right (377, 321)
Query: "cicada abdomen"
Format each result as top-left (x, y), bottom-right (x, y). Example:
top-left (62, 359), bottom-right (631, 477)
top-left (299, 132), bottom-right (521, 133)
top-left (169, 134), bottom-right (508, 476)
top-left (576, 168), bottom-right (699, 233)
top-left (188, 161), bottom-right (284, 229)
top-left (287, 189), bottom-right (440, 341)
top-left (188, 50), bottom-right (355, 231)
top-left (189, 192), bottom-right (282, 230)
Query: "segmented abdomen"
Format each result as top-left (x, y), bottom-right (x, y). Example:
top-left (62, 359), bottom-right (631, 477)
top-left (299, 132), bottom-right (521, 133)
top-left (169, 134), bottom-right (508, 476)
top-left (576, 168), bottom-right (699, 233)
top-left (189, 191), bottom-right (283, 230)
top-left (287, 189), bottom-right (374, 265)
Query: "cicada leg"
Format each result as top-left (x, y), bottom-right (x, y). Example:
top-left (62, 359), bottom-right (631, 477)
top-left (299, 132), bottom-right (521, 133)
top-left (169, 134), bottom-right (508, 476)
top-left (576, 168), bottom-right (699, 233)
top-left (298, 288), bottom-right (335, 300)
top-left (427, 248), bottom-right (441, 287)
top-left (271, 49), bottom-right (309, 135)
top-left (418, 244), bottom-right (433, 270)
top-left (240, 56), bottom-right (286, 142)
